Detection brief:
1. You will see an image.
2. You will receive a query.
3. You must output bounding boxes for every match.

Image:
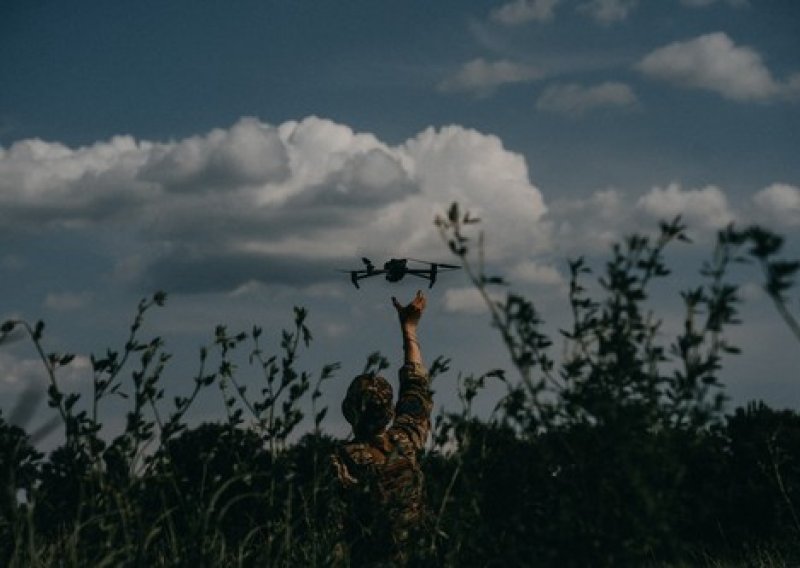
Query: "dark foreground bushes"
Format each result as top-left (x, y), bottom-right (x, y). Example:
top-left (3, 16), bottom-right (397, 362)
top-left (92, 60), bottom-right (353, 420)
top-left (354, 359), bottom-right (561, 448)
top-left (423, 405), bottom-right (800, 566)
top-left (3, 402), bottom-right (800, 566)
top-left (2, 214), bottom-right (799, 566)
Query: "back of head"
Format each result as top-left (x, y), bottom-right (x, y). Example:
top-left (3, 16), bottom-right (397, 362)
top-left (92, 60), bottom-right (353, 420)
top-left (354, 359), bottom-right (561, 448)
top-left (342, 374), bottom-right (394, 438)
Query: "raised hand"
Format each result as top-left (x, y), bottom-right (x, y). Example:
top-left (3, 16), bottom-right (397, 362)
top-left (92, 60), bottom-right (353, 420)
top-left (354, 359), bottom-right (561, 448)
top-left (392, 290), bottom-right (426, 330)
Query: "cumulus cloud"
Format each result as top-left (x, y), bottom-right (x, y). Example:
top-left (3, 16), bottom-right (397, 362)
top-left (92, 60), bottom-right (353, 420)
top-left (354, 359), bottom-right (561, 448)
top-left (439, 261), bottom-right (564, 316)
top-left (0, 117), bottom-right (547, 294)
top-left (0, 354), bottom-right (45, 391)
top-left (577, 0), bottom-right (638, 24)
top-left (508, 260), bottom-right (564, 287)
top-left (536, 82), bottom-right (638, 116)
top-left (0, 135), bottom-right (156, 230)
top-left (0, 352), bottom-right (91, 394)
top-left (636, 32), bottom-right (786, 101)
top-left (443, 264), bottom-right (561, 314)
top-left (6, 113), bottom-right (794, 307)
top-left (545, 189), bottom-right (629, 254)
top-left (443, 287), bottom-right (500, 315)
top-left (546, 181), bottom-right (800, 255)
top-left (490, 0), bottom-right (561, 25)
top-left (636, 183), bottom-right (734, 229)
top-left (753, 183), bottom-right (800, 227)
top-left (140, 117), bottom-right (290, 192)
top-left (437, 58), bottom-right (543, 97)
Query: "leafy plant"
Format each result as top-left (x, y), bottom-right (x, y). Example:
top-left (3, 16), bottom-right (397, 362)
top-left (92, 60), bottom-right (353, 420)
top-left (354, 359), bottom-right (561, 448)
top-left (1, 211), bottom-right (799, 566)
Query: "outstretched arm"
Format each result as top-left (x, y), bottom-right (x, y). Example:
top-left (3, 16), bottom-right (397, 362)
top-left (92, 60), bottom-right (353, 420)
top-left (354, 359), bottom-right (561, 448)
top-left (390, 291), bottom-right (432, 450)
top-left (392, 290), bottom-right (426, 367)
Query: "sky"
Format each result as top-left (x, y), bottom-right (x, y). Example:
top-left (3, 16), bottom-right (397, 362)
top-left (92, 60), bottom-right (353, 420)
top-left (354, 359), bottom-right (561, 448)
top-left (2, 0), bottom-right (799, 446)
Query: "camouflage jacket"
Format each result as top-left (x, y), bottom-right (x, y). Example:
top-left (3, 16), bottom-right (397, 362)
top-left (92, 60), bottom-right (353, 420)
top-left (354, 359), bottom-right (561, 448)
top-left (332, 362), bottom-right (433, 565)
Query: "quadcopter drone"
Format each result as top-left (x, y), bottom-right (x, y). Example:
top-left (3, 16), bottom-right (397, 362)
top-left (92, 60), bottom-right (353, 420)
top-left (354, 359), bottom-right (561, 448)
top-left (339, 257), bottom-right (461, 289)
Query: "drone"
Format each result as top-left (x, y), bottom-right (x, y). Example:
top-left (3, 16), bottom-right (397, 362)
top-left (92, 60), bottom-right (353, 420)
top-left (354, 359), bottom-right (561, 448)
top-left (339, 257), bottom-right (461, 289)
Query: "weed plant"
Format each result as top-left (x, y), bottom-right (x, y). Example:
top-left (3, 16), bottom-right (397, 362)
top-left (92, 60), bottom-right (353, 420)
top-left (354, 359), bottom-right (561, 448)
top-left (1, 210), bottom-right (799, 566)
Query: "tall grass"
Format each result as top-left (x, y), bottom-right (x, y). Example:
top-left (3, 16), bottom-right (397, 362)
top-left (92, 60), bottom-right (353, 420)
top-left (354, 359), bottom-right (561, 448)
top-left (2, 214), bottom-right (800, 566)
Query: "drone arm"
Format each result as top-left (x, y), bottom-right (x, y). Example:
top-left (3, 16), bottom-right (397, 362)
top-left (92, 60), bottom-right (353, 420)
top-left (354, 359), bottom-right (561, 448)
top-left (406, 271), bottom-right (431, 279)
top-left (347, 269), bottom-right (387, 289)
top-left (405, 268), bottom-right (438, 288)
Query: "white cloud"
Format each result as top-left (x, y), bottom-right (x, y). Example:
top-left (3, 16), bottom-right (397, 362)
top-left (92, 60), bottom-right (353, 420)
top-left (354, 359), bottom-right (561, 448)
top-left (140, 117), bottom-right (290, 191)
top-left (490, 0), bottom-right (561, 25)
top-left (545, 189), bottom-right (629, 254)
top-left (44, 291), bottom-right (92, 311)
top-left (636, 32), bottom-right (783, 101)
top-left (322, 322), bottom-right (350, 338)
top-left (536, 82), bottom-right (638, 116)
top-left (0, 352), bottom-right (91, 393)
top-left (508, 260), bottom-right (564, 286)
top-left (0, 117), bottom-right (548, 294)
top-left (0, 354), bottom-right (45, 391)
top-left (577, 0), bottom-right (638, 24)
top-left (753, 183), bottom-right (800, 227)
top-left (443, 287), bottom-right (500, 315)
top-left (402, 124), bottom-right (548, 255)
top-left (544, 181), bottom-right (800, 256)
top-left (636, 183), bottom-right (734, 229)
top-left (437, 58), bottom-right (543, 97)
top-left (0, 135), bottom-right (155, 228)
top-left (13, 115), bottom-right (791, 305)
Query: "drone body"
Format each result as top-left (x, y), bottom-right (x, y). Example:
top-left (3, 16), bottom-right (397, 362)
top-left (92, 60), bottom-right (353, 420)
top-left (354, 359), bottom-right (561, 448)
top-left (340, 257), bottom-right (460, 289)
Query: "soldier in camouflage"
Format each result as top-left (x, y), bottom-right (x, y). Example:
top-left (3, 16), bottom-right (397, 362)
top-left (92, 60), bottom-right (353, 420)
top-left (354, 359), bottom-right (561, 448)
top-left (332, 290), bottom-right (433, 566)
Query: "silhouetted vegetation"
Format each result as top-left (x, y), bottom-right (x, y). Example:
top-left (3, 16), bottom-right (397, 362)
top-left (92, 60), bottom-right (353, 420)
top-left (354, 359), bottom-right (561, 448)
top-left (1, 212), bottom-right (799, 566)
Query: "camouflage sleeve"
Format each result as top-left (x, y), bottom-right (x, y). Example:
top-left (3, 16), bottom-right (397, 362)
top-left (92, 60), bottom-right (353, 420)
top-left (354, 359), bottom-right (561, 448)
top-left (390, 362), bottom-right (432, 450)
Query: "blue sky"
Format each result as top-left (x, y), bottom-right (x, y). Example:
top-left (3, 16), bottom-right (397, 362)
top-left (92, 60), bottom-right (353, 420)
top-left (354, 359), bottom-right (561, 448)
top-left (2, 0), bottom-right (799, 445)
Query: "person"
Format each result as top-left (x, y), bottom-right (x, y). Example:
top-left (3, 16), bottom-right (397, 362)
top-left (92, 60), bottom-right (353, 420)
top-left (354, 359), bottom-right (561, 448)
top-left (331, 290), bottom-right (433, 566)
